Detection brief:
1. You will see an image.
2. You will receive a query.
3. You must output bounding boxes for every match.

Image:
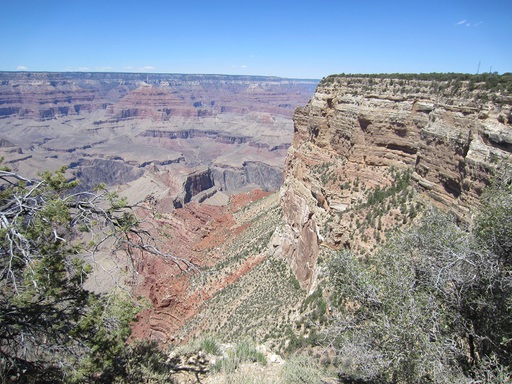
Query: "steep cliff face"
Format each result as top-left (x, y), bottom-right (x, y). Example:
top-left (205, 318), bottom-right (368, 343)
top-left (275, 74), bottom-right (512, 290)
top-left (212, 161), bottom-right (283, 192)
top-left (172, 162), bottom-right (284, 208)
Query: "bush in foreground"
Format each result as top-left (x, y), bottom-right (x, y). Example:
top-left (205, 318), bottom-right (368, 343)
top-left (328, 176), bottom-right (512, 383)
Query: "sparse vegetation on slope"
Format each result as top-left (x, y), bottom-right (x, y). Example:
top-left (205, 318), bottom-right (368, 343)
top-left (326, 172), bottom-right (512, 383)
top-left (179, 193), bottom-right (306, 346)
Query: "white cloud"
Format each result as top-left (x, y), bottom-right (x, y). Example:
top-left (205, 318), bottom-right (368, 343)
top-left (122, 65), bottom-right (156, 72)
top-left (96, 66), bottom-right (112, 71)
top-left (456, 19), bottom-right (482, 27)
top-left (77, 67), bottom-right (90, 71)
top-left (16, 65), bottom-right (27, 71)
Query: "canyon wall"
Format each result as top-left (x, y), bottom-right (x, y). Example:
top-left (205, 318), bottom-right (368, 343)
top-left (274, 74), bottom-right (512, 290)
top-left (0, 72), bottom-right (317, 120)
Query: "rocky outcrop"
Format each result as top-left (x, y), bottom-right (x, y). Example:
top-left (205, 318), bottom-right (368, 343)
top-left (109, 85), bottom-right (192, 121)
top-left (70, 158), bottom-right (144, 191)
top-left (275, 74), bottom-right (512, 290)
top-left (173, 162), bottom-right (283, 208)
top-left (173, 169), bottom-right (216, 208)
top-left (0, 137), bottom-right (15, 147)
top-left (140, 129), bottom-right (250, 145)
top-left (211, 162), bottom-right (283, 192)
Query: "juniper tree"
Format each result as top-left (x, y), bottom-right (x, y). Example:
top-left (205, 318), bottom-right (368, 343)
top-left (0, 167), bottom-right (192, 382)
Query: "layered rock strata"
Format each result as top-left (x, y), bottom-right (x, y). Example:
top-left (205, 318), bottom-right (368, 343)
top-left (171, 162), bottom-right (283, 208)
top-left (0, 72), bottom-right (317, 196)
top-left (275, 75), bottom-right (512, 290)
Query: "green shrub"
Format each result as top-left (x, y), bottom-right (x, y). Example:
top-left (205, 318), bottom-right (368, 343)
top-left (212, 338), bottom-right (267, 375)
top-left (200, 334), bottom-right (221, 355)
top-left (328, 192), bottom-right (512, 383)
top-left (281, 354), bottom-right (323, 384)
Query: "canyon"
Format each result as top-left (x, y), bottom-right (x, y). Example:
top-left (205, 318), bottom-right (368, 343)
top-left (2, 71), bottom-right (512, 365)
top-left (127, 73), bottom-right (512, 352)
top-left (0, 72), bottom-right (317, 203)
top-left (0, 71), bottom-right (318, 349)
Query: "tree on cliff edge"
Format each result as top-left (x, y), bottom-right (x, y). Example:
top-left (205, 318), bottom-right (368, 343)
top-left (0, 167), bottom-right (190, 383)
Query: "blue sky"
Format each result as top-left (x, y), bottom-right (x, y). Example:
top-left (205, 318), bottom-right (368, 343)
top-left (1, 0), bottom-right (510, 79)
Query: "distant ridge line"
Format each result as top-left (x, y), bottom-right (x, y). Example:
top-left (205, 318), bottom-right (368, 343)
top-left (0, 71), bottom-right (320, 83)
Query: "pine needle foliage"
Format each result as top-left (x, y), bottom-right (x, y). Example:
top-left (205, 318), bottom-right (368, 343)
top-left (0, 167), bottom-right (191, 382)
